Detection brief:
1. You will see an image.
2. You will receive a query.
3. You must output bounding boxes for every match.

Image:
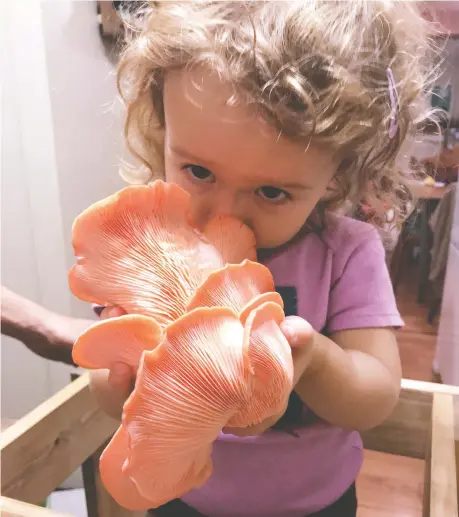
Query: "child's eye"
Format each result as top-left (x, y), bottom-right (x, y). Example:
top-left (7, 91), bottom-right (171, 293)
top-left (182, 164), bottom-right (215, 183)
top-left (256, 186), bottom-right (290, 203)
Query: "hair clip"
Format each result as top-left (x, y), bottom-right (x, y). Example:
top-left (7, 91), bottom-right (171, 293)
top-left (387, 67), bottom-right (399, 139)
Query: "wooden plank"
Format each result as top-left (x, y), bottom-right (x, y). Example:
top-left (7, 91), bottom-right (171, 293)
top-left (362, 380), bottom-right (459, 459)
top-left (456, 437), bottom-right (459, 513)
top-left (1, 374), bottom-right (118, 505)
top-left (0, 497), bottom-right (72, 517)
top-left (423, 405), bottom-right (432, 517)
top-left (70, 373), bottom-right (144, 517)
top-left (82, 442), bottom-right (145, 517)
top-left (455, 395), bottom-right (459, 505)
top-left (429, 393), bottom-right (458, 517)
top-left (362, 382), bottom-right (433, 459)
top-left (400, 379), bottom-right (459, 396)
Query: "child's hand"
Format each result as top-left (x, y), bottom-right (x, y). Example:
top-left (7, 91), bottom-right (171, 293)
top-left (223, 316), bottom-right (316, 437)
top-left (281, 316), bottom-right (317, 386)
top-left (88, 306), bottom-right (136, 420)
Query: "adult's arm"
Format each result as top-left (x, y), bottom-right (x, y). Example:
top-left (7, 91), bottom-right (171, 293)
top-left (1, 285), bottom-right (93, 365)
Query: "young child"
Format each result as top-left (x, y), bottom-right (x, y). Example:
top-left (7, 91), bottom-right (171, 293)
top-left (90, 2), bottom-right (437, 516)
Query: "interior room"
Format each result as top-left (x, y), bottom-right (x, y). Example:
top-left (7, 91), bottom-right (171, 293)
top-left (1, 2), bottom-right (458, 517)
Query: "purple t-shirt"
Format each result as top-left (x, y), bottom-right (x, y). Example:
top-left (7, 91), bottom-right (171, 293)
top-left (181, 214), bottom-right (403, 517)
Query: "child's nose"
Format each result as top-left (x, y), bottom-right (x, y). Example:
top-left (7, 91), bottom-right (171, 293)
top-left (190, 192), bottom-right (249, 229)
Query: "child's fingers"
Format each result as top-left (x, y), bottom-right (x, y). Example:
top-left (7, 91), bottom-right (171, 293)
top-left (98, 307), bottom-right (132, 387)
top-left (98, 308), bottom-right (134, 401)
top-left (89, 369), bottom-right (132, 420)
top-left (87, 307), bottom-right (134, 420)
top-left (108, 362), bottom-right (135, 392)
top-left (100, 306), bottom-right (127, 320)
top-left (280, 316), bottom-right (314, 348)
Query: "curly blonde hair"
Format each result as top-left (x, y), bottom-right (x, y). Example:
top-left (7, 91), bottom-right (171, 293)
top-left (116, 0), bottom-right (441, 226)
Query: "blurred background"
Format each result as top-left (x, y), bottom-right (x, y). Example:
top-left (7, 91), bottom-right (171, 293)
top-left (1, 2), bottom-right (458, 516)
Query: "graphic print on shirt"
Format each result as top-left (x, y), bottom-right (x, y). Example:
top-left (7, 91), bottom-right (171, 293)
top-left (272, 285), bottom-right (305, 432)
top-left (275, 286), bottom-right (298, 317)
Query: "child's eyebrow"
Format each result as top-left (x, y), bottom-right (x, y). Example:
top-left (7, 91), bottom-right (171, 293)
top-left (276, 182), bottom-right (313, 191)
top-left (170, 145), bottom-right (219, 168)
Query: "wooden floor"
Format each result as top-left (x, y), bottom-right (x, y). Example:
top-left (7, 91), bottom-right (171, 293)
top-left (357, 451), bottom-right (425, 517)
top-left (357, 270), bottom-right (437, 517)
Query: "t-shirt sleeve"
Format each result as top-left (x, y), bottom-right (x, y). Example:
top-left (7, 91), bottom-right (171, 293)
top-left (326, 229), bottom-right (404, 333)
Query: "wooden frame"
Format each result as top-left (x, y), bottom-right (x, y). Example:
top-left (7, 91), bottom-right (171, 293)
top-left (1, 375), bottom-right (458, 517)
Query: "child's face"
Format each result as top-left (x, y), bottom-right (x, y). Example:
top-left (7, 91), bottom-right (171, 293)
top-left (163, 68), bottom-right (338, 249)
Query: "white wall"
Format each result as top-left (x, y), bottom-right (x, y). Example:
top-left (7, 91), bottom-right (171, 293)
top-left (41, 0), bottom-right (125, 319)
top-left (1, 3), bottom-right (54, 419)
top-left (2, 0), bottom-right (127, 487)
top-left (1, 0), bottom-right (75, 420)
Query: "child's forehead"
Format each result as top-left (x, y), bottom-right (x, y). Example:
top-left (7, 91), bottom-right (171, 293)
top-left (163, 68), bottom-right (338, 189)
top-left (164, 68), bottom-right (294, 156)
top-left (164, 67), bottom-right (258, 126)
